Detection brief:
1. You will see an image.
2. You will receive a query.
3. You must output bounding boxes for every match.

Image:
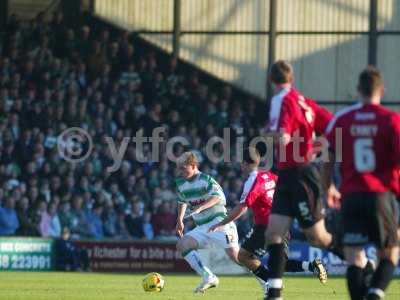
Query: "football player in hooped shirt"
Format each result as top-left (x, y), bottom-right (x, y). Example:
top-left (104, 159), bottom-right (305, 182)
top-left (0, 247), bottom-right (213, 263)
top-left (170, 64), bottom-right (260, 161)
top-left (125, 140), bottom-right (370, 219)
top-left (175, 152), bottom-right (240, 294)
top-left (324, 67), bottom-right (400, 300)
top-left (209, 147), bottom-right (327, 297)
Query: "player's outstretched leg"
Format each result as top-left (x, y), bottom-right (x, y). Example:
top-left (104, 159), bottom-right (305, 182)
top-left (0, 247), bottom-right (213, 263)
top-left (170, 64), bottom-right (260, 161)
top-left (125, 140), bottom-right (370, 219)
top-left (285, 258), bottom-right (328, 284)
top-left (237, 248), bottom-right (270, 297)
top-left (366, 257), bottom-right (398, 300)
top-left (177, 236), bottom-right (218, 293)
top-left (184, 249), bottom-right (219, 293)
top-left (362, 259), bottom-right (376, 297)
top-left (264, 215), bottom-right (292, 300)
top-left (310, 258), bottom-right (328, 284)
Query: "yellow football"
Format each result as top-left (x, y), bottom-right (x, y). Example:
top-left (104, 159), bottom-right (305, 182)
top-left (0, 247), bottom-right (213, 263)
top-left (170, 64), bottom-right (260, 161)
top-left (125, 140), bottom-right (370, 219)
top-left (142, 272), bottom-right (165, 292)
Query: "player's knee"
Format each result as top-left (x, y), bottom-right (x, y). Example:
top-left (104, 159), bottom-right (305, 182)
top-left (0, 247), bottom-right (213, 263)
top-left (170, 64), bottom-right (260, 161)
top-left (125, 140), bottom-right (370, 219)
top-left (344, 247), bottom-right (367, 267)
top-left (304, 229), bottom-right (329, 248)
top-left (265, 232), bottom-right (282, 245)
top-left (306, 234), bottom-right (324, 248)
top-left (177, 236), bottom-right (198, 254)
top-left (176, 238), bottom-right (187, 252)
top-left (378, 246), bottom-right (399, 266)
top-left (176, 239), bottom-right (183, 252)
top-left (237, 249), bottom-right (249, 263)
top-left (238, 249), bottom-right (253, 267)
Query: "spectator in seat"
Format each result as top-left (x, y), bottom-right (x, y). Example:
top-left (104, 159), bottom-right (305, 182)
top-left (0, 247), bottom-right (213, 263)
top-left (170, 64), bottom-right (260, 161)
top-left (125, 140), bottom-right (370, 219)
top-left (69, 195), bottom-right (91, 239)
top-left (142, 211), bottom-right (154, 240)
top-left (120, 43), bottom-right (135, 72)
top-left (159, 179), bottom-right (175, 202)
top-left (102, 199), bottom-right (118, 238)
top-left (116, 209), bottom-right (130, 240)
top-left (140, 103), bottom-right (163, 136)
top-left (48, 202), bottom-right (61, 238)
top-left (37, 200), bottom-right (50, 237)
top-left (16, 196), bottom-right (38, 236)
top-left (133, 93), bottom-right (146, 118)
top-left (0, 196), bottom-right (19, 236)
top-left (119, 63), bottom-right (141, 88)
top-left (151, 201), bottom-right (176, 240)
top-left (77, 26), bottom-right (91, 59)
top-left (59, 201), bottom-right (72, 229)
top-left (85, 202), bottom-right (104, 240)
top-left (125, 201), bottom-right (144, 239)
top-left (87, 41), bottom-right (106, 80)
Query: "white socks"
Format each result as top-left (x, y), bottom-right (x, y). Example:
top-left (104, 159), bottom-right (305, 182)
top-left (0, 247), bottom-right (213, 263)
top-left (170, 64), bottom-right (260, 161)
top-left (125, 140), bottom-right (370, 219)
top-left (255, 276), bottom-right (269, 294)
top-left (184, 250), bottom-right (214, 279)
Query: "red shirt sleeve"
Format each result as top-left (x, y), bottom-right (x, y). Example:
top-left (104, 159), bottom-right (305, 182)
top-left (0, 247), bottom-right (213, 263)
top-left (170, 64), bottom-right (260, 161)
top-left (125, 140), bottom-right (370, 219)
top-left (240, 174), bottom-right (258, 207)
top-left (306, 99), bottom-right (333, 134)
top-left (390, 113), bottom-right (400, 165)
top-left (325, 116), bottom-right (339, 153)
top-left (314, 104), bottom-right (333, 134)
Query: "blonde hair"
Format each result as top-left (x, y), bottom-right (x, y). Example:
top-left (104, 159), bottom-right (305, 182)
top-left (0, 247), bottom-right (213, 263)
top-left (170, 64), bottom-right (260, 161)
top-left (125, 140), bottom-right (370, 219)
top-left (177, 151), bottom-right (199, 167)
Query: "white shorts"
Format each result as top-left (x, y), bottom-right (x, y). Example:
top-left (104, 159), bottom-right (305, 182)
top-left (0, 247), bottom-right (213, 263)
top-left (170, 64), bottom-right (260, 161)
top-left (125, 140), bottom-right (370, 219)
top-left (186, 217), bottom-right (239, 249)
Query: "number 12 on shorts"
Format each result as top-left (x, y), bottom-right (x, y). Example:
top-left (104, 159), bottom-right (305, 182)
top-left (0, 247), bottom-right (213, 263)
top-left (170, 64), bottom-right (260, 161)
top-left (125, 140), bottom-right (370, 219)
top-left (225, 234), bottom-right (234, 244)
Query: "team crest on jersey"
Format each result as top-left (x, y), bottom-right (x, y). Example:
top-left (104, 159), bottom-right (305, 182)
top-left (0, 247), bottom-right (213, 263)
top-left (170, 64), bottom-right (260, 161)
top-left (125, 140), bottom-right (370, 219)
top-left (263, 179), bottom-right (276, 190)
top-left (190, 199), bottom-right (206, 207)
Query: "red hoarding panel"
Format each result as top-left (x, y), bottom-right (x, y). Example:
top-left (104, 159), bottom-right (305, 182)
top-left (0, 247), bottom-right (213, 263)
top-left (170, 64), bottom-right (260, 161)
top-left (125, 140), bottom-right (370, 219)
top-left (75, 241), bottom-right (191, 273)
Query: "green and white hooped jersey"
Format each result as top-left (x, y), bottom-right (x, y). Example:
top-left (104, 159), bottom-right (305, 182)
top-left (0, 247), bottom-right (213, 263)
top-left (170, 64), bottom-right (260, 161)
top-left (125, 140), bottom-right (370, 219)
top-left (175, 172), bottom-right (227, 226)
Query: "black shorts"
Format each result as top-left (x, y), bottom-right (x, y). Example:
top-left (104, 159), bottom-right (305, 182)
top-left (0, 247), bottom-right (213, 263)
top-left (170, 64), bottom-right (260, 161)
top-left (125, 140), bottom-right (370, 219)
top-left (271, 164), bottom-right (324, 228)
top-left (341, 192), bottom-right (399, 249)
top-left (241, 225), bottom-right (289, 258)
top-left (397, 196), bottom-right (400, 226)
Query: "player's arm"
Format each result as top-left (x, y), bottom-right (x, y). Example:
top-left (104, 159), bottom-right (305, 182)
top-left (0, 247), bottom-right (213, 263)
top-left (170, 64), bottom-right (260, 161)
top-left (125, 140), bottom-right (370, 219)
top-left (390, 113), bottom-right (400, 166)
top-left (309, 99), bottom-right (333, 135)
top-left (176, 202), bottom-right (187, 237)
top-left (321, 151), bottom-right (340, 209)
top-left (208, 203), bottom-right (248, 232)
top-left (264, 131), bottom-right (291, 146)
top-left (192, 176), bottom-right (224, 215)
top-left (209, 173), bottom-right (257, 232)
top-left (175, 182), bottom-right (187, 237)
top-left (191, 196), bottom-right (220, 215)
top-left (322, 118), bottom-right (341, 209)
top-left (177, 202), bottom-right (187, 222)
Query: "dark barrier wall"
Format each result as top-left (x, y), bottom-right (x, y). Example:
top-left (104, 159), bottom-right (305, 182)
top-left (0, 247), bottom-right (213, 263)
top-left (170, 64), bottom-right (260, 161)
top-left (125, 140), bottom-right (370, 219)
top-left (75, 240), bottom-right (191, 273)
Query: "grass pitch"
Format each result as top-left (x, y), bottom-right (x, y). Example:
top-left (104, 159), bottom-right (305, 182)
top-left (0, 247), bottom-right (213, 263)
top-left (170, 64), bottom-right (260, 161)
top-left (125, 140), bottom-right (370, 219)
top-left (0, 272), bottom-right (399, 300)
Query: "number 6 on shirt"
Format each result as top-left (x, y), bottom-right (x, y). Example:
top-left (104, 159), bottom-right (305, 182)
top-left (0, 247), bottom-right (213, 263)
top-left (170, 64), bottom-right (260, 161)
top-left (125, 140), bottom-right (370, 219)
top-left (354, 138), bottom-right (376, 172)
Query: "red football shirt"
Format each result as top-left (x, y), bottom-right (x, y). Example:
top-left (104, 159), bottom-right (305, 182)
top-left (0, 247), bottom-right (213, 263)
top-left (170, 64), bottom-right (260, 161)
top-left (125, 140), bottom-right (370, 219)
top-left (268, 87), bottom-right (333, 170)
top-left (240, 170), bottom-right (277, 225)
top-left (326, 103), bottom-right (400, 196)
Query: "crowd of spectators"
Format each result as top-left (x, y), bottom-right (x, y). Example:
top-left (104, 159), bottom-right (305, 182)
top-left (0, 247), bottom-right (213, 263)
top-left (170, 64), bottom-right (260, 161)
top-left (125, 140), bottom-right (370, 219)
top-left (0, 12), bottom-right (267, 241)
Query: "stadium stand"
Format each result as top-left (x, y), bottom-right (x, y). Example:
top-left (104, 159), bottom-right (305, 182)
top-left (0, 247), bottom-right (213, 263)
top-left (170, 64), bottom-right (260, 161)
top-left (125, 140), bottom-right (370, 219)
top-left (0, 11), bottom-right (271, 241)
